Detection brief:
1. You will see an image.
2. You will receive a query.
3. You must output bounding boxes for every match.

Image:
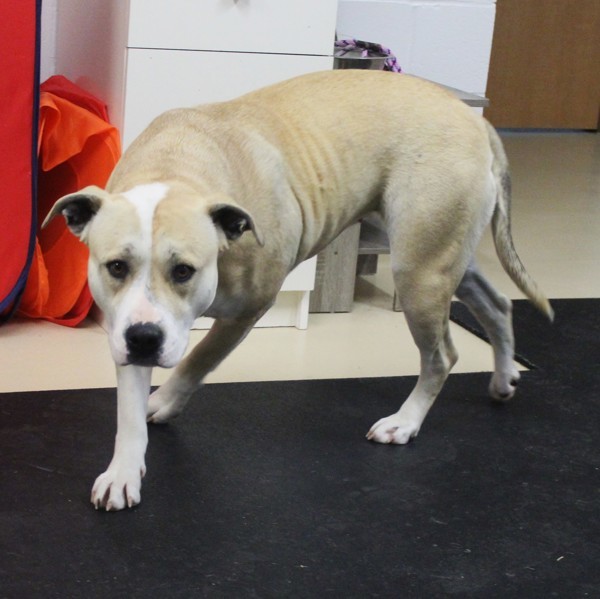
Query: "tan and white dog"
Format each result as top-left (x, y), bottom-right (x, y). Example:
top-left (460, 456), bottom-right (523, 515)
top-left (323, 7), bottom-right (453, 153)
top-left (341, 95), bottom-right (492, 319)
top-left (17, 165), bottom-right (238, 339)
top-left (44, 70), bottom-right (552, 511)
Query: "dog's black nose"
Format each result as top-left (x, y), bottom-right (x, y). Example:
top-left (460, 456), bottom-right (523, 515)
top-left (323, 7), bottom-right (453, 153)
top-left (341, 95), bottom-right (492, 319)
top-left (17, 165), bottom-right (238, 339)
top-left (125, 323), bottom-right (164, 364)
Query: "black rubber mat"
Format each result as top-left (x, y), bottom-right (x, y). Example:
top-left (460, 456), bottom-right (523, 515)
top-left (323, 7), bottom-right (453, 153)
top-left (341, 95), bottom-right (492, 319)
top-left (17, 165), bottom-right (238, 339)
top-left (0, 300), bottom-right (598, 597)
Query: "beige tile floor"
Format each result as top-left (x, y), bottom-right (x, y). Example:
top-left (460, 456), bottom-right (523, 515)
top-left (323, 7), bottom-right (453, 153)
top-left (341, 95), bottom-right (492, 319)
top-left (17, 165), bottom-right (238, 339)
top-left (1, 131), bottom-right (598, 393)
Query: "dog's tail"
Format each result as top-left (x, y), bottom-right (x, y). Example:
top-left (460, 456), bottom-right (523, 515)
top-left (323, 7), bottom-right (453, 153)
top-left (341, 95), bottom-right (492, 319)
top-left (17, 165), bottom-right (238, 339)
top-left (485, 120), bottom-right (554, 321)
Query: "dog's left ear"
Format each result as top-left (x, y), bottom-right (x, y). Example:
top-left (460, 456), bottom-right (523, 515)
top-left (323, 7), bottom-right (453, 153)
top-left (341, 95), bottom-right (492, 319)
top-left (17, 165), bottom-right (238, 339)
top-left (209, 203), bottom-right (265, 248)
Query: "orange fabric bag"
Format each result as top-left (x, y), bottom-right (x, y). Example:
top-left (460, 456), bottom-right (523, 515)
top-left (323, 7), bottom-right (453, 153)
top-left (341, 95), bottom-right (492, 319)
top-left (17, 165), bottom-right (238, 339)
top-left (17, 76), bottom-right (121, 326)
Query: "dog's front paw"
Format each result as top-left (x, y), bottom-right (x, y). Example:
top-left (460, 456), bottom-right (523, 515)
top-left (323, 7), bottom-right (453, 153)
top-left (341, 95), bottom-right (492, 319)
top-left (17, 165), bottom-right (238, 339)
top-left (147, 387), bottom-right (185, 424)
top-left (366, 414), bottom-right (420, 445)
top-left (91, 460), bottom-right (146, 511)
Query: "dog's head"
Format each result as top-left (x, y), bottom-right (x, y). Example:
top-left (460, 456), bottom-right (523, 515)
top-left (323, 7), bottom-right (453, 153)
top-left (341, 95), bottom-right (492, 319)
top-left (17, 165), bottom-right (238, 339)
top-left (44, 183), bottom-right (263, 368)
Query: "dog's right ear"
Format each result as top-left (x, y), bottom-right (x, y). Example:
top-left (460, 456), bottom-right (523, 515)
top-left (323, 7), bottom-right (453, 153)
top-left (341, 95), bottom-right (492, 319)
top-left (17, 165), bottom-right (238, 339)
top-left (42, 185), bottom-right (108, 241)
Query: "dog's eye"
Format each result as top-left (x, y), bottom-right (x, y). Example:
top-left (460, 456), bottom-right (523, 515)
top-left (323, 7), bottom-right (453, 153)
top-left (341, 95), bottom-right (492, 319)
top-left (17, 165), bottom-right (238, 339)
top-left (106, 260), bottom-right (129, 280)
top-left (171, 264), bottom-right (196, 284)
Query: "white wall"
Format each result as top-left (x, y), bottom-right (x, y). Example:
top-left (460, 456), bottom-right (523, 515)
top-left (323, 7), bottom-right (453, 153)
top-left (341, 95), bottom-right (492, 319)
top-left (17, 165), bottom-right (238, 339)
top-left (336, 0), bottom-right (496, 95)
top-left (40, 0), bottom-right (58, 81)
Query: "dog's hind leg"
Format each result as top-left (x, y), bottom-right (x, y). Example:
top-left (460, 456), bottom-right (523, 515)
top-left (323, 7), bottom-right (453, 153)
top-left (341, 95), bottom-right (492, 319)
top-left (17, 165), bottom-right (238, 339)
top-left (367, 267), bottom-right (459, 444)
top-left (147, 315), bottom-right (261, 423)
top-left (455, 260), bottom-right (520, 400)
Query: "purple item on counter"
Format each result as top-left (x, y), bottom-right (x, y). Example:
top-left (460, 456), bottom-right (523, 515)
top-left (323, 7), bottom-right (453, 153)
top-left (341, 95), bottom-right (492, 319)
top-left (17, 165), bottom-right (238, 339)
top-left (334, 39), bottom-right (402, 73)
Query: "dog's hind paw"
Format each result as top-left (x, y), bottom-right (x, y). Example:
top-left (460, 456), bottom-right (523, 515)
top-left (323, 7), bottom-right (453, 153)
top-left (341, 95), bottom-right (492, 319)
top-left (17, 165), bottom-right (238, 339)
top-left (489, 368), bottom-right (521, 402)
top-left (91, 462), bottom-right (146, 511)
top-left (366, 414), bottom-right (420, 445)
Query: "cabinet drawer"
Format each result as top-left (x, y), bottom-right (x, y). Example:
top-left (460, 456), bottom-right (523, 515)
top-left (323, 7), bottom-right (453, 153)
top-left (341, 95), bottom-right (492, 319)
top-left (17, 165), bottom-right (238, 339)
top-left (128, 0), bottom-right (338, 56)
top-left (122, 49), bottom-right (332, 147)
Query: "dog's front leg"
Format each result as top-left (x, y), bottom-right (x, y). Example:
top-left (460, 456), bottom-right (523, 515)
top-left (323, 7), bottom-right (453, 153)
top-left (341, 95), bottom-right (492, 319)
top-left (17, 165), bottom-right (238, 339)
top-left (91, 365), bottom-right (152, 511)
top-left (147, 316), bottom-right (259, 423)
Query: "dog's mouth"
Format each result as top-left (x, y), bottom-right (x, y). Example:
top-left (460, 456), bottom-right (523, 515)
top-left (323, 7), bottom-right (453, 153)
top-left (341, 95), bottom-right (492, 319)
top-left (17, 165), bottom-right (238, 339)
top-left (117, 353), bottom-right (178, 369)
top-left (125, 354), bottom-right (162, 367)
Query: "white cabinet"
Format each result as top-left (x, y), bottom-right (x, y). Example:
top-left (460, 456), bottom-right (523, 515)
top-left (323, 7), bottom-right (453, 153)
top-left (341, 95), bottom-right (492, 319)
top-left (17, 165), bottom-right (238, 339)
top-left (121, 0), bottom-right (338, 147)
top-left (55, 0), bottom-right (338, 329)
top-left (123, 49), bottom-right (332, 148)
top-left (128, 0), bottom-right (336, 56)
top-left (56, 0), bottom-right (338, 148)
